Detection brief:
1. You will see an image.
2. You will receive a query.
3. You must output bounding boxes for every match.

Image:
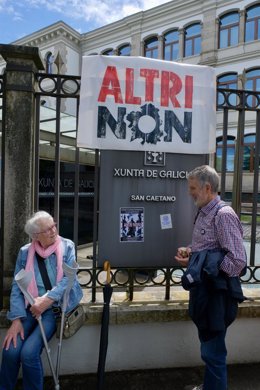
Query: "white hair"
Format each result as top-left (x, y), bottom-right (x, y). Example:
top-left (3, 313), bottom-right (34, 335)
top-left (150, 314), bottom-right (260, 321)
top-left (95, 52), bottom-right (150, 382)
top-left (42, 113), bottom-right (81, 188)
top-left (24, 211), bottom-right (53, 238)
top-left (188, 165), bottom-right (219, 193)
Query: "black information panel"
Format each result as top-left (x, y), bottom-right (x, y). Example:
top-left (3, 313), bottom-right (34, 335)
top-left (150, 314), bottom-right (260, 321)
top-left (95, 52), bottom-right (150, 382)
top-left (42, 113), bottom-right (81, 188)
top-left (98, 151), bottom-right (207, 267)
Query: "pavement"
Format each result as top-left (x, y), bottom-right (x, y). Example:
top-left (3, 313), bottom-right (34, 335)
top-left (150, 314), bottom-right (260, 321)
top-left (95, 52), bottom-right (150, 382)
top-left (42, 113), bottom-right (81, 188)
top-left (16, 363), bottom-right (260, 390)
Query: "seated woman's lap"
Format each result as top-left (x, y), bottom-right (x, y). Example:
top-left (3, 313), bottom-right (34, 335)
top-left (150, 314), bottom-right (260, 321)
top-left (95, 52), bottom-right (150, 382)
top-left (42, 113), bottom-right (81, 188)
top-left (3, 308), bottom-right (56, 361)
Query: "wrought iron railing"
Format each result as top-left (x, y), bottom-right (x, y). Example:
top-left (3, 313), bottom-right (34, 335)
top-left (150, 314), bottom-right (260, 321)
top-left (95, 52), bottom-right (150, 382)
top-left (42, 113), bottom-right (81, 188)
top-left (77, 265), bottom-right (260, 302)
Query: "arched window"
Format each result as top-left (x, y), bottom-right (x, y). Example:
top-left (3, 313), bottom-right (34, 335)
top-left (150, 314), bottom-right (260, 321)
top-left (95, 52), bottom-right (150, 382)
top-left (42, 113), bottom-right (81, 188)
top-left (245, 68), bottom-right (260, 107)
top-left (118, 44), bottom-right (131, 56)
top-left (45, 52), bottom-right (54, 74)
top-left (216, 136), bottom-right (236, 172)
top-left (217, 73), bottom-right (238, 106)
top-left (102, 49), bottom-right (114, 55)
top-left (163, 30), bottom-right (179, 61)
top-left (218, 73), bottom-right (238, 89)
top-left (219, 12), bottom-right (239, 48)
top-left (245, 4), bottom-right (260, 42)
top-left (184, 23), bottom-right (201, 57)
top-left (144, 36), bottom-right (158, 58)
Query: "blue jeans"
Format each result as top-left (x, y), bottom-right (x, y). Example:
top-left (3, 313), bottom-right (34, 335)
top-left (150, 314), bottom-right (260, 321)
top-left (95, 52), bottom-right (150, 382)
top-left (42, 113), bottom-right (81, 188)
top-left (0, 308), bottom-right (56, 390)
top-left (199, 330), bottom-right (227, 390)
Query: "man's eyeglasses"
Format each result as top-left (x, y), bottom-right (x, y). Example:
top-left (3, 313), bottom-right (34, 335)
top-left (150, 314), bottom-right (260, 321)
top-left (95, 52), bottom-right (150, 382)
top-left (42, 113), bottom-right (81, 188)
top-left (36, 223), bottom-right (57, 235)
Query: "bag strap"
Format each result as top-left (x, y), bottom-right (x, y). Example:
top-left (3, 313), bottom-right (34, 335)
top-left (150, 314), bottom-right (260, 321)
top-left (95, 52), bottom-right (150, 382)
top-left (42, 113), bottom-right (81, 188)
top-left (215, 201), bottom-right (228, 216)
top-left (35, 252), bottom-right (52, 291)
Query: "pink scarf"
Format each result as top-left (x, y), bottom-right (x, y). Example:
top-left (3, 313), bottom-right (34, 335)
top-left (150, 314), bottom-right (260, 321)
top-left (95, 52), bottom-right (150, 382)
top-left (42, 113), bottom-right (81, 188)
top-left (25, 235), bottom-right (63, 299)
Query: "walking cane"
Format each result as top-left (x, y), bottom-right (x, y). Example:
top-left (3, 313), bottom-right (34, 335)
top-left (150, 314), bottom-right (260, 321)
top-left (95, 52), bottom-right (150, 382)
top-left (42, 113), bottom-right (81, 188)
top-left (55, 260), bottom-right (79, 379)
top-left (15, 269), bottom-right (60, 390)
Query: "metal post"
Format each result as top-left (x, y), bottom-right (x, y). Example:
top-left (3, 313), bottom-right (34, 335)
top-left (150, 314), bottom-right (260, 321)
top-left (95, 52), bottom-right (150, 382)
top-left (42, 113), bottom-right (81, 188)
top-left (231, 92), bottom-right (245, 215)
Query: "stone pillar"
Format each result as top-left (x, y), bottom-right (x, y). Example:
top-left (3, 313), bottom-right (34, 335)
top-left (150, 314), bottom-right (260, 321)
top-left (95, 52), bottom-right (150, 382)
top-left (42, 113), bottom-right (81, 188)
top-left (200, 8), bottom-right (218, 66)
top-left (239, 9), bottom-right (246, 44)
top-left (178, 28), bottom-right (184, 60)
top-left (131, 33), bottom-right (142, 56)
top-left (238, 71), bottom-right (246, 89)
top-left (0, 44), bottom-right (44, 309)
top-left (140, 40), bottom-right (145, 57)
top-left (158, 35), bottom-right (164, 59)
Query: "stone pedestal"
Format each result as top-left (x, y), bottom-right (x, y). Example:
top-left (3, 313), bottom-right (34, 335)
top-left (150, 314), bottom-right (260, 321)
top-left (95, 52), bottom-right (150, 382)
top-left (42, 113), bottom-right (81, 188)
top-left (0, 44), bottom-right (44, 308)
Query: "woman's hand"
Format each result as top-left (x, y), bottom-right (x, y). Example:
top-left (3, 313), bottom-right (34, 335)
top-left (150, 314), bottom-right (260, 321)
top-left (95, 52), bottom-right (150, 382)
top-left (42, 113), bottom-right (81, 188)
top-left (2, 318), bottom-right (24, 350)
top-left (30, 295), bottom-right (54, 318)
top-left (175, 246), bottom-right (191, 267)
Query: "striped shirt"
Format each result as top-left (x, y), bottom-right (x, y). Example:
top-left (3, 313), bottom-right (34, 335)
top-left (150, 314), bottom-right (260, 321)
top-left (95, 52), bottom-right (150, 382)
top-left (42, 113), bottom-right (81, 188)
top-left (191, 196), bottom-right (246, 276)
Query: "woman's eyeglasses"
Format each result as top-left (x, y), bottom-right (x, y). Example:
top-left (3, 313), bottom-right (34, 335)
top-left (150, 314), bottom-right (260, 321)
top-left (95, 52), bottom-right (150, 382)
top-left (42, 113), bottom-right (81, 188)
top-left (36, 223), bottom-right (57, 235)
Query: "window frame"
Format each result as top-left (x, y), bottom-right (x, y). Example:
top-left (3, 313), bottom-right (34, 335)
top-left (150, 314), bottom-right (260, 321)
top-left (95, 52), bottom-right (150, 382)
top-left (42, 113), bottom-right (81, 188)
top-left (217, 73), bottom-right (238, 107)
top-left (184, 23), bottom-right (201, 57)
top-left (245, 5), bottom-right (260, 42)
top-left (102, 49), bottom-right (114, 56)
top-left (215, 136), bottom-right (236, 172)
top-left (218, 11), bottom-right (239, 48)
top-left (163, 29), bottom-right (179, 61)
top-left (144, 36), bottom-right (159, 59)
top-left (118, 44), bottom-right (131, 56)
top-left (245, 68), bottom-right (260, 108)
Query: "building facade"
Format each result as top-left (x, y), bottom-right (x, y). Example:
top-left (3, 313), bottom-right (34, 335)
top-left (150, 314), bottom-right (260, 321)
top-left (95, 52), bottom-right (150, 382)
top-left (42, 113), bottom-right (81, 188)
top-left (1, 0), bottom-right (260, 243)
top-left (1, 0), bottom-right (259, 172)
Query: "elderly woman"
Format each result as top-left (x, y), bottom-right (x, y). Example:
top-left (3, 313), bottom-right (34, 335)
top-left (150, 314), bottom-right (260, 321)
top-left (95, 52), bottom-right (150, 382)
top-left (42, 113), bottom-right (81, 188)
top-left (0, 211), bottom-right (83, 390)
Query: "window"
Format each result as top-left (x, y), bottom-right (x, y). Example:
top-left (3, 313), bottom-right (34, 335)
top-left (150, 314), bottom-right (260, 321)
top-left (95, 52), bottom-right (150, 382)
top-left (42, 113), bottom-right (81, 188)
top-left (163, 30), bottom-right (179, 61)
top-left (219, 12), bottom-right (239, 48)
top-left (217, 73), bottom-right (238, 106)
top-left (245, 69), bottom-right (260, 107)
top-left (243, 134), bottom-right (259, 172)
top-left (39, 160), bottom-right (95, 245)
top-left (216, 136), bottom-right (236, 172)
top-left (245, 5), bottom-right (260, 42)
top-left (144, 36), bottom-right (158, 58)
top-left (184, 23), bottom-right (201, 57)
top-left (118, 44), bottom-right (131, 56)
top-left (102, 49), bottom-right (114, 55)
top-left (45, 52), bottom-right (53, 74)
top-left (217, 133), bottom-right (260, 173)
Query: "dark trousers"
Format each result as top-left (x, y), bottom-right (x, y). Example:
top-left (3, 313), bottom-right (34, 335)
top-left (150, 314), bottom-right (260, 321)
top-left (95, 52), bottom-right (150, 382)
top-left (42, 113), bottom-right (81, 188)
top-left (199, 330), bottom-right (227, 390)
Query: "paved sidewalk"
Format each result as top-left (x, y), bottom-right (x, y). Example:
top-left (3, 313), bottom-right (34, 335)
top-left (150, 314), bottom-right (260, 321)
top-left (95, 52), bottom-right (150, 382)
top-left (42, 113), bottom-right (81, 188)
top-left (17, 363), bottom-right (260, 390)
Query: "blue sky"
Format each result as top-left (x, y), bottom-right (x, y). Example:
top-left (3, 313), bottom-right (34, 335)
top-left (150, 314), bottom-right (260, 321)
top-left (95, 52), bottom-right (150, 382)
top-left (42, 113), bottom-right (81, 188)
top-left (0, 0), bottom-right (171, 44)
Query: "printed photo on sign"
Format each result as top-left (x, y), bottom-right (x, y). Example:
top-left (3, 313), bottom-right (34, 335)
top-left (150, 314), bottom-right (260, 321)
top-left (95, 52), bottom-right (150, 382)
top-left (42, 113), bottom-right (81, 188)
top-left (120, 207), bottom-right (144, 242)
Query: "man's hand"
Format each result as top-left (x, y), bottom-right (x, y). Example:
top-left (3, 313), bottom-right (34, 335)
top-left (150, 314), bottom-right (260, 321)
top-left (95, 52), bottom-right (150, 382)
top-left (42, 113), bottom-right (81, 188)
top-left (175, 246), bottom-right (191, 267)
top-left (30, 296), bottom-right (54, 318)
top-left (2, 318), bottom-right (24, 350)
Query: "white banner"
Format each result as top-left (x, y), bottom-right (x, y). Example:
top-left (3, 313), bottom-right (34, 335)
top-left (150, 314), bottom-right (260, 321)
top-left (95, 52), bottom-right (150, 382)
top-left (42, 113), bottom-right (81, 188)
top-left (77, 55), bottom-right (216, 154)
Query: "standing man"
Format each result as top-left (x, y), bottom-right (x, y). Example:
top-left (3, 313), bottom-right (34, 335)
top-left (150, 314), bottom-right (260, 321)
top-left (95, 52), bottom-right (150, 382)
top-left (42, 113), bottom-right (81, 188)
top-left (175, 165), bottom-right (246, 390)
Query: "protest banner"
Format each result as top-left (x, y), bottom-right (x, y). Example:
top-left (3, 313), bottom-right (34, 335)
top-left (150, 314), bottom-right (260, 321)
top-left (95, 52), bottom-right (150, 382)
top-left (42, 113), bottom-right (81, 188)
top-left (77, 55), bottom-right (216, 154)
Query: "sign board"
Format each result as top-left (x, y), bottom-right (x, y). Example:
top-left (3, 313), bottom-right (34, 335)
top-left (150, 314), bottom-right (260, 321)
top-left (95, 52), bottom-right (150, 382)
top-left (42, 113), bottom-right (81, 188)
top-left (78, 55), bottom-right (216, 154)
top-left (98, 151), bottom-right (208, 267)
